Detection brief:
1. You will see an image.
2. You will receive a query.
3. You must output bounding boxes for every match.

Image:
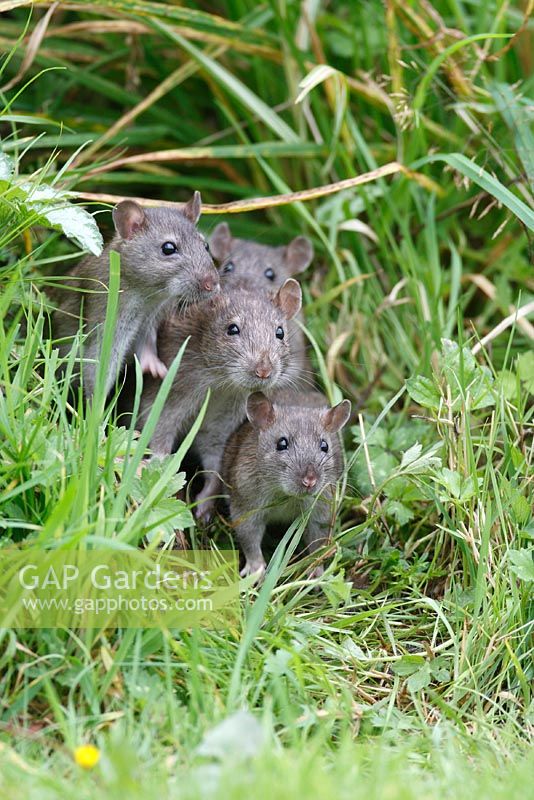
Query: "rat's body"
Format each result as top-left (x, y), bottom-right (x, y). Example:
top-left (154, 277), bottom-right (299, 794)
top-left (210, 223), bottom-right (314, 382)
top-left (222, 390), bottom-right (351, 579)
top-left (53, 193), bottom-right (219, 396)
top-left (139, 280), bottom-right (303, 519)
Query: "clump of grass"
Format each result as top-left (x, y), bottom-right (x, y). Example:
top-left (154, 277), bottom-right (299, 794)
top-left (0, 1), bottom-right (533, 797)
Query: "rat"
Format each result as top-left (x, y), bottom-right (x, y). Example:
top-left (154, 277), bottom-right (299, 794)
top-left (138, 280), bottom-right (304, 520)
top-left (210, 222), bottom-right (314, 381)
top-left (222, 389), bottom-right (351, 579)
top-left (210, 222), bottom-right (314, 291)
top-left (52, 192), bottom-right (219, 397)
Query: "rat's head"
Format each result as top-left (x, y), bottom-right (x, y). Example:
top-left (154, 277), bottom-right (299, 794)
top-left (245, 392), bottom-right (351, 498)
top-left (112, 193), bottom-right (220, 302)
top-left (200, 279), bottom-right (302, 393)
top-left (210, 222), bottom-right (313, 292)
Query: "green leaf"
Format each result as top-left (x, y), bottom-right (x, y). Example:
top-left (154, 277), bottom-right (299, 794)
top-left (496, 370), bottom-right (518, 401)
top-left (296, 65), bottom-right (339, 104)
top-left (407, 662), bottom-right (432, 693)
top-left (406, 375), bottom-right (441, 410)
top-left (439, 468), bottom-right (462, 499)
top-left (152, 21), bottom-right (299, 144)
top-left (509, 549), bottom-right (534, 582)
top-left (385, 500), bottom-right (414, 526)
top-left (517, 352), bottom-right (534, 394)
top-left (38, 202), bottom-right (104, 256)
top-left (510, 493), bottom-right (532, 527)
top-left (398, 442), bottom-right (441, 474)
top-left (392, 655), bottom-right (425, 676)
top-left (0, 152), bottom-right (14, 181)
top-left (413, 153), bottom-right (534, 232)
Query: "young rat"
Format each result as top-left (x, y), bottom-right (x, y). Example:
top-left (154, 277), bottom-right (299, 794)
top-left (138, 280), bottom-right (303, 519)
top-left (53, 192), bottom-right (219, 396)
top-left (222, 389), bottom-right (351, 579)
top-left (210, 222), bottom-right (314, 381)
top-left (210, 222), bottom-right (313, 291)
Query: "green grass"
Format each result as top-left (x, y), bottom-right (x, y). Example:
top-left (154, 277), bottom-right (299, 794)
top-left (0, 1), bottom-right (533, 797)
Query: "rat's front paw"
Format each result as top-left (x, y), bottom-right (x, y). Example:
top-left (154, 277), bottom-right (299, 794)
top-left (194, 491), bottom-right (216, 523)
top-left (239, 560), bottom-right (266, 582)
top-left (140, 350), bottom-right (168, 379)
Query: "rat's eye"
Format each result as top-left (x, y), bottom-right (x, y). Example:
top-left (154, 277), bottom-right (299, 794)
top-left (276, 437), bottom-right (289, 451)
top-left (264, 268), bottom-right (275, 281)
top-left (223, 261), bottom-right (235, 274)
top-left (320, 439), bottom-right (329, 453)
top-left (227, 324), bottom-right (240, 336)
top-left (204, 241), bottom-right (210, 252)
top-left (162, 241), bottom-right (177, 256)
top-left (275, 326), bottom-right (284, 340)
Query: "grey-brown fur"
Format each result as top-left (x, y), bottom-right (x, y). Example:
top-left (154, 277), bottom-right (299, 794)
top-left (210, 222), bottom-right (314, 381)
top-left (139, 280), bottom-right (304, 518)
top-left (222, 390), bottom-right (351, 578)
top-left (52, 193), bottom-right (219, 396)
top-left (210, 222), bottom-right (313, 291)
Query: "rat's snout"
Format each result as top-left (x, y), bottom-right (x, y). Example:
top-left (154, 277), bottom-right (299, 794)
top-left (254, 353), bottom-right (273, 380)
top-left (301, 465), bottom-right (319, 492)
top-left (201, 273), bottom-right (219, 293)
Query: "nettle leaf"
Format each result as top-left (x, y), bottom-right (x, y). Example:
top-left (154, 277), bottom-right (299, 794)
top-left (517, 352), bottom-right (534, 395)
top-left (509, 549), bottom-right (534, 582)
top-left (7, 181), bottom-right (104, 256)
top-left (406, 375), bottom-right (441, 410)
top-left (40, 203), bottom-right (103, 256)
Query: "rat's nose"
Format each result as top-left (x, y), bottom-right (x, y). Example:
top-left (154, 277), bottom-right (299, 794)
top-left (201, 274), bottom-right (218, 293)
top-left (302, 466), bottom-right (318, 491)
top-left (254, 354), bottom-right (272, 380)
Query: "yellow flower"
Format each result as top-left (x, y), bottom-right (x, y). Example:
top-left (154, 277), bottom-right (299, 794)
top-left (74, 744), bottom-right (101, 769)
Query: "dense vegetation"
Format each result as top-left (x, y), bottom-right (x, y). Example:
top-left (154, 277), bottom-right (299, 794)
top-left (0, 1), bottom-right (532, 797)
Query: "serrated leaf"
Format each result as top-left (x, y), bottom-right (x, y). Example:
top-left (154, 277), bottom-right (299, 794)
top-left (509, 549), bottom-right (534, 582)
top-left (406, 375), bottom-right (441, 410)
top-left (38, 203), bottom-right (103, 256)
top-left (398, 442), bottom-right (441, 474)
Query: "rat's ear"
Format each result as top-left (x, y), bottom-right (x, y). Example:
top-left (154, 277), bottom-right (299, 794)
top-left (323, 399), bottom-right (351, 433)
top-left (285, 236), bottom-right (314, 275)
top-left (113, 200), bottom-right (147, 239)
top-left (274, 278), bottom-right (302, 320)
top-left (181, 190), bottom-right (202, 225)
top-left (246, 392), bottom-right (276, 430)
top-left (210, 222), bottom-right (233, 261)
